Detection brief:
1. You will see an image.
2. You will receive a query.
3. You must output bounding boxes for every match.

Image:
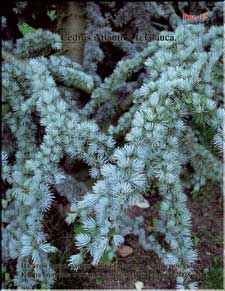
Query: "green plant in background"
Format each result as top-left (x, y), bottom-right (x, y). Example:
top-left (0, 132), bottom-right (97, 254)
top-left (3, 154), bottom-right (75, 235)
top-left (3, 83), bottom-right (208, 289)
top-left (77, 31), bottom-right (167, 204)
top-left (2, 103), bottom-right (10, 122)
top-left (191, 180), bottom-right (220, 202)
top-left (2, 2), bottom-right (223, 290)
top-left (203, 256), bottom-right (223, 289)
top-left (192, 236), bottom-right (201, 248)
top-left (18, 23), bottom-right (36, 35)
top-left (2, 265), bottom-right (14, 288)
top-left (47, 9), bottom-right (57, 21)
top-left (95, 276), bottom-right (103, 286)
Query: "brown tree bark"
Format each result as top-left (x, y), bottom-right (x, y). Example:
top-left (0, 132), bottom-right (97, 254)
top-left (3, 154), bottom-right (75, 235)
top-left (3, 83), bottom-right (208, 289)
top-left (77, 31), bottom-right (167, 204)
top-left (56, 2), bottom-right (87, 64)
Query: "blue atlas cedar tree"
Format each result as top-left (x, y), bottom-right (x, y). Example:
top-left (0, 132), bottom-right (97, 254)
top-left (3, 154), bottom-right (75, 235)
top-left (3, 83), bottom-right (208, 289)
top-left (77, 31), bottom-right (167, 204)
top-left (2, 2), bottom-right (223, 289)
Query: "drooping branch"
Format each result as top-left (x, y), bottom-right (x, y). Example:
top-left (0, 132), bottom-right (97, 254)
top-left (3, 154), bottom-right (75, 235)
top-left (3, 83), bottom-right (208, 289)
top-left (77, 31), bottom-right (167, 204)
top-left (2, 49), bottom-right (23, 63)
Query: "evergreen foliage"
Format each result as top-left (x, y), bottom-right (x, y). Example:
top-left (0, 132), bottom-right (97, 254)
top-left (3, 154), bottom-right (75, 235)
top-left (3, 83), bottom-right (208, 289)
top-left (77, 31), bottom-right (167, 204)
top-left (2, 2), bottom-right (223, 289)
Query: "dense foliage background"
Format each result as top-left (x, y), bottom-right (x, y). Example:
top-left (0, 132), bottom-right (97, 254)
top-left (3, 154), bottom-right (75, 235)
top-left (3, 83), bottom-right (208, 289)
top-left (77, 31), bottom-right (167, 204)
top-left (2, 1), bottom-right (224, 290)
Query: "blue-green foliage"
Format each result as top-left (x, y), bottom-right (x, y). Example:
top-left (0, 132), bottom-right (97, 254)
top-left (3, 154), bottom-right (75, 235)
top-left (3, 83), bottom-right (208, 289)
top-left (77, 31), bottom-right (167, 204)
top-left (2, 2), bottom-right (223, 290)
